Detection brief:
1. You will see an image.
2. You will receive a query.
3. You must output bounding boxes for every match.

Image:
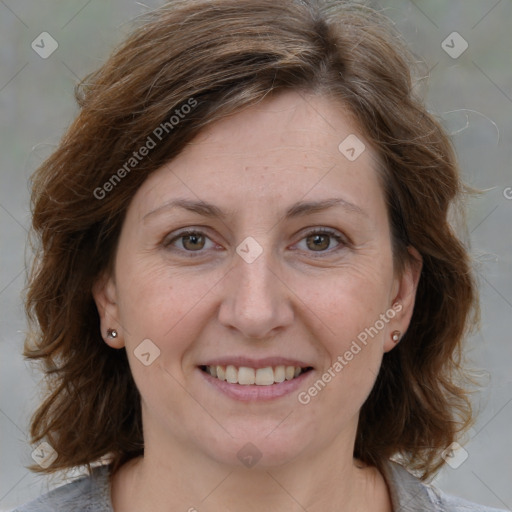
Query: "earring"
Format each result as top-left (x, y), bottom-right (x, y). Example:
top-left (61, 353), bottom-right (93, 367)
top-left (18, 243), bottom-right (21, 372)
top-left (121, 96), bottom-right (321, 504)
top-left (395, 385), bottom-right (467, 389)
top-left (106, 328), bottom-right (118, 339)
top-left (391, 330), bottom-right (401, 343)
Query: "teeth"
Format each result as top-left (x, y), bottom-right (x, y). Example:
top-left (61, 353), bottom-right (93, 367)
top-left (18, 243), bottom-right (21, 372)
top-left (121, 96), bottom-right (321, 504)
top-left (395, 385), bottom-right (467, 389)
top-left (274, 365), bottom-right (285, 383)
top-left (226, 365), bottom-right (238, 383)
top-left (238, 366), bottom-right (255, 385)
top-left (216, 366), bottom-right (226, 381)
top-left (255, 367), bottom-right (274, 386)
top-left (204, 365), bottom-right (306, 385)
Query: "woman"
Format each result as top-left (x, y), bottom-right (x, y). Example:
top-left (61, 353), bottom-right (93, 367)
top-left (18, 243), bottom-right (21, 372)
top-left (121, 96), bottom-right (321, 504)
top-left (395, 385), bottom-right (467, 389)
top-left (15, 0), bottom-right (506, 511)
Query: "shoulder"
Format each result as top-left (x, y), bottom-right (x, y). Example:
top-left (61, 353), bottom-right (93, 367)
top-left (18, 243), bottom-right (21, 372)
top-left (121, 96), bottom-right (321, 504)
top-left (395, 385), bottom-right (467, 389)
top-left (432, 486), bottom-right (509, 512)
top-left (10, 465), bottom-right (113, 512)
top-left (382, 459), bottom-right (508, 512)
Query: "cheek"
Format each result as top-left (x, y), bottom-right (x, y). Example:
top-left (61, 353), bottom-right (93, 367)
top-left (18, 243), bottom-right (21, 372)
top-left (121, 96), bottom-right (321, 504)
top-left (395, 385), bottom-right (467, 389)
top-left (115, 256), bottom-right (223, 362)
top-left (298, 258), bottom-right (393, 397)
top-left (114, 263), bottom-right (209, 412)
top-left (298, 277), bottom-right (389, 426)
top-left (306, 259), bottom-right (394, 342)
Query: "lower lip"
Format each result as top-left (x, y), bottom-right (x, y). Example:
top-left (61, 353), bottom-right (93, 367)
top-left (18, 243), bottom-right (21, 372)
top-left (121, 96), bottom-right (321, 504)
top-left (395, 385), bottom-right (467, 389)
top-left (198, 368), bottom-right (313, 401)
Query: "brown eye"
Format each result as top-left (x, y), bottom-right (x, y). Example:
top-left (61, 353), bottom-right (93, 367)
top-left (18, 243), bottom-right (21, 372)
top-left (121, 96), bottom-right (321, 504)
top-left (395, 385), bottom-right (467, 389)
top-left (305, 233), bottom-right (331, 251)
top-left (164, 229), bottom-right (214, 254)
top-left (296, 228), bottom-right (346, 255)
top-left (181, 232), bottom-right (206, 251)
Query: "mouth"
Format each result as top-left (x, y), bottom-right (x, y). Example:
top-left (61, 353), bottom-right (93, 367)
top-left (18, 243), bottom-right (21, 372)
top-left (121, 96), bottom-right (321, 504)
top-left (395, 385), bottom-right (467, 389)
top-left (199, 364), bottom-right (314, 386)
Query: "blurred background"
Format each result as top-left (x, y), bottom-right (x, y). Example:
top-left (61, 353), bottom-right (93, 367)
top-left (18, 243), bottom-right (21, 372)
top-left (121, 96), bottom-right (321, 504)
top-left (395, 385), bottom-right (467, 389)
top-left (0, 0), bottom-right (511, 510)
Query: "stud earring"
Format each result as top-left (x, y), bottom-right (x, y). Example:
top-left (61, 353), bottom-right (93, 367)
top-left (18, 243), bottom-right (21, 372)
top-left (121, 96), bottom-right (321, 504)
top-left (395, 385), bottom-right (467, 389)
top-left (391, 330), bottom-right (401, 343)
top-left (106, 329), bottom-right (118, 339)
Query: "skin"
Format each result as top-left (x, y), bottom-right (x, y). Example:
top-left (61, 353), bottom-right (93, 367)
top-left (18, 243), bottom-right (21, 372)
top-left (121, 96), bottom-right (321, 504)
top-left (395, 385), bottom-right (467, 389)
top-left (93, 90), bottom-right (422, 512)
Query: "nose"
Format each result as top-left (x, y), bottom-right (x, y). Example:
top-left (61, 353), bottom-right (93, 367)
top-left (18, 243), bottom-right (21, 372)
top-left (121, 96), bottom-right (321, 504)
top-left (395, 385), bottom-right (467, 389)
top-left (217, 243), bottom-right (294, 340)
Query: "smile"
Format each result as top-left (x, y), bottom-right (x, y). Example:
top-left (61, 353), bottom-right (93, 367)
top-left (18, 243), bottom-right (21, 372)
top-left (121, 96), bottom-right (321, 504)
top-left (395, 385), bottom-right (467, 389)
top-left (199, 364), bottom-right (312, 385)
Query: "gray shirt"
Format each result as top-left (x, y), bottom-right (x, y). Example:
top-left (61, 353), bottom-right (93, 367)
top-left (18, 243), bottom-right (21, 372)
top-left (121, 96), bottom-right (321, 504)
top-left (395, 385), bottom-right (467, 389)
top-left (11, 460), bottom-right (508, 511)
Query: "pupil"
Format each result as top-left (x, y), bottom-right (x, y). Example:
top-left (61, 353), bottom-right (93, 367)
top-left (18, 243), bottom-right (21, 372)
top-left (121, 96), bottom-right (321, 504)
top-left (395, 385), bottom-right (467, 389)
top-left (185, 234), bottom-right (203, 250)
top-left (310, 234), bottom-right (328, 250)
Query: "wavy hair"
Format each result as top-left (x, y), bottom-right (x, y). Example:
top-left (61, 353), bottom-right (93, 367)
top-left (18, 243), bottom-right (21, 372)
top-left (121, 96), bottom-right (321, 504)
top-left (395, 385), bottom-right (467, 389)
top-left (24, 0), bottom-right (479, 481)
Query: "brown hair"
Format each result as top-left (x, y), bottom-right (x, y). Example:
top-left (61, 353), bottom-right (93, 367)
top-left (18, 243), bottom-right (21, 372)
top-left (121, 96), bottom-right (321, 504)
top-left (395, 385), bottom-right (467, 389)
top-left (24, 0), bottom-right (478, 481)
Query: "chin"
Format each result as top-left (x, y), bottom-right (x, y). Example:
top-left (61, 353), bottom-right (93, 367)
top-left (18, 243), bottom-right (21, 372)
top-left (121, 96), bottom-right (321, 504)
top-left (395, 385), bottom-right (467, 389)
top-left (201, 425), bottom-right (308, 469)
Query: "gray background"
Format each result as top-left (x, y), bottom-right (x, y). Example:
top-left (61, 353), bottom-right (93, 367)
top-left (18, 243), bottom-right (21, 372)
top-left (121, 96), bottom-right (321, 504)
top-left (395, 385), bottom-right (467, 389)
top-left (0, 0), bottom-right (511, 510)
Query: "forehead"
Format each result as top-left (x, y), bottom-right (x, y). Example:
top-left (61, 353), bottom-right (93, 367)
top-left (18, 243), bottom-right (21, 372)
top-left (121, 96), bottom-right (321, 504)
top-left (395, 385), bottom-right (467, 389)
top-left (130, 90), bottom-right (385, 222)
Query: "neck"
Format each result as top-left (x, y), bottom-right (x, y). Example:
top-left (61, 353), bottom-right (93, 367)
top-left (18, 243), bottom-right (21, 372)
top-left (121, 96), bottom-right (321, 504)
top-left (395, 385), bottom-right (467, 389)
top-left (110, 421), bottom-right (392, 512)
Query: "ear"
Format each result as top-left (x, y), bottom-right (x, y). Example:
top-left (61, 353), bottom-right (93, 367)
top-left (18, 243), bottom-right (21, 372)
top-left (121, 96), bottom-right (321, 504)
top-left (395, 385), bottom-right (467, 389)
top-left (92, 271), bottom-right (125, 349)
top-left (384, 246), bottom-right (423, 353)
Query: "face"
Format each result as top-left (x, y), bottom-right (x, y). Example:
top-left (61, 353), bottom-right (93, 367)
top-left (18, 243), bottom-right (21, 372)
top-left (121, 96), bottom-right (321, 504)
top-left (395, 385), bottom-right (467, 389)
top-left (94, 90), bottom-right (420, 470)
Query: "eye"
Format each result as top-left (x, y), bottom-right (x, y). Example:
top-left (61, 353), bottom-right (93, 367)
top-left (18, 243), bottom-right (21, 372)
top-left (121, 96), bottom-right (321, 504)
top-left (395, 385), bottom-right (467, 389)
top-left (163, 229), bottom-right (216, 254)
top-left (163, 227), bottom-right (347, 257)
top-left (294, 228), bottom-right (346, 255)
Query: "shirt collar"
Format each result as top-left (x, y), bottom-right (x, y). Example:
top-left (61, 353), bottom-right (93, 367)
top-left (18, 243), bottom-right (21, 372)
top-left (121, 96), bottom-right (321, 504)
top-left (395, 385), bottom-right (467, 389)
top-left (380, 459), bottom-right (438, 511)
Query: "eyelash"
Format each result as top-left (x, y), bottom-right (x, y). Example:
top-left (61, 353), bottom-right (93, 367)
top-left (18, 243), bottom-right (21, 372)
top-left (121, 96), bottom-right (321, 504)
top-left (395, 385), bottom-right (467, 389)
top-left (163, 227), bottom-right (348, 258)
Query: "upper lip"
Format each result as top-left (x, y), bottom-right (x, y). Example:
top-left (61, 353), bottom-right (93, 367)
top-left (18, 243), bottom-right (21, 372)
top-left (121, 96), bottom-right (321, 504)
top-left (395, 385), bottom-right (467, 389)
top-left (199, 357), bottom-right (313, 369)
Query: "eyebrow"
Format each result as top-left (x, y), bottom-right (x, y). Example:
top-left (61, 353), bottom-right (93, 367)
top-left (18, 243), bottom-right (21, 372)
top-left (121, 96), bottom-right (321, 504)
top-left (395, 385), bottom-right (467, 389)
top-left (143, 197), bottom-right (368, 222)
